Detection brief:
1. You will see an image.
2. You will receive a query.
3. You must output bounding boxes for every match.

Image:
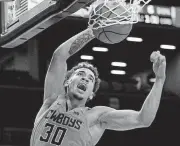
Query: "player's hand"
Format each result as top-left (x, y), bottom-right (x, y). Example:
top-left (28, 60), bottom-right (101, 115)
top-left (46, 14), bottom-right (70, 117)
top-left (150, 51), bottom-right (166, 81)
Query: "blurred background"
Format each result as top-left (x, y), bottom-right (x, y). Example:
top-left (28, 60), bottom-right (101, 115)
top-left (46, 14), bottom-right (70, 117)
top-left (1, 0), bottom-right (180, 146)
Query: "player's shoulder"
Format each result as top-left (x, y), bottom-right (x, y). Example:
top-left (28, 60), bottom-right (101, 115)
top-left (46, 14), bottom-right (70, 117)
top-left (91, 106), bottom-right (114, 112)
top-left (43, 94), bottom-right (66, 107)
top-left (34, 96), bottom-right (66, 126)
top-left (86, 106), bottom-right (115, 127)
top-left (87, 106), bottom-right (115, 118)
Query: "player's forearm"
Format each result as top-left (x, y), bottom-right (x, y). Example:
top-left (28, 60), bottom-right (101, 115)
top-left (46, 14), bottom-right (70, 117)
top-left (139, 78), bottom-right (165, 126)
top-left (54, 28), bottom-right (95, 60)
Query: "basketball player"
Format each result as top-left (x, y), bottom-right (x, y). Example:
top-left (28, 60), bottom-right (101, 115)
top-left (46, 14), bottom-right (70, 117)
top-left (30, 16), bottom-right (166, 146)
top-left (30, 26), bottom-right (166, 146)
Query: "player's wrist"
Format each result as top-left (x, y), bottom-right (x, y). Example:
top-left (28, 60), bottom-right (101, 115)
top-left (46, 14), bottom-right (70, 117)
top-left (155, 76), bottom-right (166, 84)
top-left (87, 27), bottom-right (95, 38)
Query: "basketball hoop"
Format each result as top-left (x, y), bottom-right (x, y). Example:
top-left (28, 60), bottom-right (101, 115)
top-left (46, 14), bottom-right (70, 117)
top-left (88, 0), bottom-right (151, 30)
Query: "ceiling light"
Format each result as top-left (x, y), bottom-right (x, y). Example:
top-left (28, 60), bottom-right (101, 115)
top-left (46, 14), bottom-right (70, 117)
top-left (149, 78), bottom-right (156, 83)
top-left (111, 70), bottom-right (126, 75)
top-left (80, 55), bottom-right (94, 60)
top-left (111, 62), bottom-right (127, 67)
top-left (126, 37), bottom-right (143, 42)
top-left (160, 44), bottom-right (176, 50)
top-left (92, 47), bottom-right (108, 52)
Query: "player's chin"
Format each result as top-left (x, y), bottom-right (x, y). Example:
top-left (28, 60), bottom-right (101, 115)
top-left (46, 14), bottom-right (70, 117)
top-left (74, 94), bottom-right (84, 100)
top-left (73, 90), bottom-right (85, 100)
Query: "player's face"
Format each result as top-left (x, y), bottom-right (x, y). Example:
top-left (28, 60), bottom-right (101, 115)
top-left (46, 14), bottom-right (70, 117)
top-left (67, 68), bottom-right (95, 101)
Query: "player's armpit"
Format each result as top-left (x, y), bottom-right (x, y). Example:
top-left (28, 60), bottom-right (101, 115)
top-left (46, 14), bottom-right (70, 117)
top-left (98, 108), bottom-right (148, 131)
top-left (34, 98), bottom-right (54, 125)
top-left (34, 97), bottom-right (60, 125)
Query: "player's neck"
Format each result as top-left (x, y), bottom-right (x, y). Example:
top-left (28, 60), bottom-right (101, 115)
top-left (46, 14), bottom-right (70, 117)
top-left (66, 94), bottom-right (85, 110)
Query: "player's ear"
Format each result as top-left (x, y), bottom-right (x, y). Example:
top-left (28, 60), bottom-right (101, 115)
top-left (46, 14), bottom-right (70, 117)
top-left (89, 92), bottom-right (95, 100)
top-left (64, 80), bottom-right (70, 87)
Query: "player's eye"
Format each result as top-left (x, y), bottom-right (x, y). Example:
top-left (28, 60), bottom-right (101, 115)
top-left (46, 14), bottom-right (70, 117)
top-left (89, 77), bottom-right (94, 82)
top-left (77, 72), bottom-right (83, 76)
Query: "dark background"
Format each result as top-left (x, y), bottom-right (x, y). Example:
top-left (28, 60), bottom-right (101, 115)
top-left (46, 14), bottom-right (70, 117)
top-left (1, 0), bottom-right (180, 146)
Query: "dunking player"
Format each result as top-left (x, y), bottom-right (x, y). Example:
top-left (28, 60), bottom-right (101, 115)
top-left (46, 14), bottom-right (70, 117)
top-left (30, 7), bottom-right (166, 146)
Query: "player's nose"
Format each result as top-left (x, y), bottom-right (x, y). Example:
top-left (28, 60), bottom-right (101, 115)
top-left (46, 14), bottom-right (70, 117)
top-left (81, 77), bottom-right (89, 83)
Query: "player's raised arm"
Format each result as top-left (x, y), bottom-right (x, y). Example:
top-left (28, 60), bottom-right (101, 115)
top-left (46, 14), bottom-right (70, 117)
top-left (96, 51), bottom-right (166, 131)
top-left (44, 28), bottom-right (95, 103)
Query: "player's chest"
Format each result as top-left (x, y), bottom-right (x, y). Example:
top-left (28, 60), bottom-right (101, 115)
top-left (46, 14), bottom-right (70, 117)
top-left (88, 123), bottom-right (105, 146)
top-left (45, 108), bottom-right (88, 131)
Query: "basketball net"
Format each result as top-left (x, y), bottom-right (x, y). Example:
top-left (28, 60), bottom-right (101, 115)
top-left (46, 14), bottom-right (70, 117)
top-left (88, 0), bottom-right (151, 30)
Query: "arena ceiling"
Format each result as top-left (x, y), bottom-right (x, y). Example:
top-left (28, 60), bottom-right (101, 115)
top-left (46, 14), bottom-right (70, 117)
top-left (0, 0), bottom-right (180, 97)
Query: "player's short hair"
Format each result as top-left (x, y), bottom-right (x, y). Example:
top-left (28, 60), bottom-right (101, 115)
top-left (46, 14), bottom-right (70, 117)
top-left (64, 62), bottom-right (101, 94)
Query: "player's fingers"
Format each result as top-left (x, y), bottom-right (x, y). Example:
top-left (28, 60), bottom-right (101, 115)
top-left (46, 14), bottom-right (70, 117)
top-left (159, 56), bottom-right (166, 64)
top-left (153, 55), bottom-right (160, 65)
top-left (150, 51), bottom-right (156, 62)
top-left (158, 56), bottom-right (161, 64)
top-left (156, 50), bottom-right (160, 54)
top-left (154, 51), bottom-right (164, 63)
top-left (157, 53), bottom-right (164, 65)
top-left (150, 52), bottom-right (159, 62)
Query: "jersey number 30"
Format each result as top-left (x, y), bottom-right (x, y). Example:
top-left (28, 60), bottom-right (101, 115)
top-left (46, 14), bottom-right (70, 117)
top-left (40, 123), bottom-right (67, 145)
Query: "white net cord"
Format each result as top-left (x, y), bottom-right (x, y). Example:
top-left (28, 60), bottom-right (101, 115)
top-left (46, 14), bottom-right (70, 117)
top-left (88, 0), bottom-right (151, 29)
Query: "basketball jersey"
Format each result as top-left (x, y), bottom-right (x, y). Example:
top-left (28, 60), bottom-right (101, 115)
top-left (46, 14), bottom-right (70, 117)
top-left (30, 99), bottom-right (93, 146)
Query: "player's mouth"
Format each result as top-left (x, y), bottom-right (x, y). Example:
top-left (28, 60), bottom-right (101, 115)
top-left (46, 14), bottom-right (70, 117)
top-left (77, 83), bottom-right (87, 92)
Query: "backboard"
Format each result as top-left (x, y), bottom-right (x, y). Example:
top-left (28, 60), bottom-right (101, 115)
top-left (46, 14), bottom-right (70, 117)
top-left (0, 0), bottom-right (94, 48)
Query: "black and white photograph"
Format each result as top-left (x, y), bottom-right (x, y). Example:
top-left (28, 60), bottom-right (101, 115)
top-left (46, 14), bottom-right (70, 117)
top-left (0, 0), bottom-right (180, 146)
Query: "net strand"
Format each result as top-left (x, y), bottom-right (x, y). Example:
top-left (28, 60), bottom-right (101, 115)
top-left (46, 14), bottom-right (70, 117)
top-left (88, 0), bottom-right (151, 29)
